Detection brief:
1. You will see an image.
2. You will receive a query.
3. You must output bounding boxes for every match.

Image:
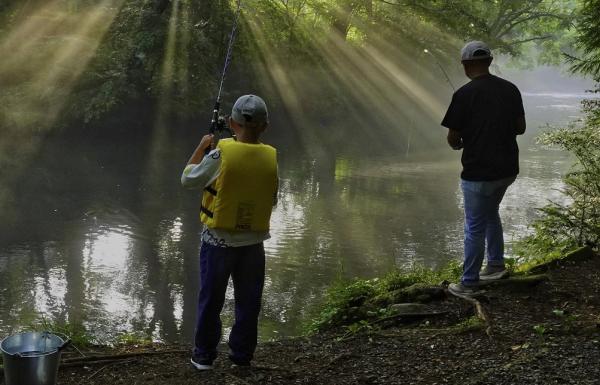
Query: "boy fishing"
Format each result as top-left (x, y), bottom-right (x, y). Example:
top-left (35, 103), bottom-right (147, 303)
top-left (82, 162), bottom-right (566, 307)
top-left (181, 94), bottom-right (278, 369)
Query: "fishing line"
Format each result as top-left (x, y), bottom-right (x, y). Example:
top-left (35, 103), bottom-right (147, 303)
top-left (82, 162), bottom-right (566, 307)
top-left (209, 0), bottom-right (243, 135)
top-left (424, 48), bottom-right (456, 92)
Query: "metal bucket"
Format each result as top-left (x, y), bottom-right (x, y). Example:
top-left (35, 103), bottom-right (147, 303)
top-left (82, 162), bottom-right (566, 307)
top-left (1, 332), bottom-right (70, 385)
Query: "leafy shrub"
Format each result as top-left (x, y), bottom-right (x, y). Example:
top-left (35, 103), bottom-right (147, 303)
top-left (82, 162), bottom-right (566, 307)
top-left (516, 93), bottom-right (600, 263)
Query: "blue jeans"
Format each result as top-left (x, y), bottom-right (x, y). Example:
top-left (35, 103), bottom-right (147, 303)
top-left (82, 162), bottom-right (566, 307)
top-left (193, 242), bottom-right (265, 363)
top-left (460, 176), bottom-right (515, 286)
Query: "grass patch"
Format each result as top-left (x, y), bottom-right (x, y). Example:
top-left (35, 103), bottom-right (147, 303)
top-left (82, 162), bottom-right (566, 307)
top-left (24, 317), bottom-right (97, 348)
top-left (307, 261), bottom-right (461, 334)
top-left (307, 244), bottom-right (594, 336)
top-left (449, 316), bottom-right (485, 333)
top-left (512, 236), bottom-right (579, 273)
top-left (114, 331), bottom-right (154, 347)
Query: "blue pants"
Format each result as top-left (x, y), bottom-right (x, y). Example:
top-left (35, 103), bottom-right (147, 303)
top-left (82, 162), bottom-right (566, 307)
top-left (193, 242), bottom-right (265, 363)
top-left (460, 176), bottom-right (515, 286)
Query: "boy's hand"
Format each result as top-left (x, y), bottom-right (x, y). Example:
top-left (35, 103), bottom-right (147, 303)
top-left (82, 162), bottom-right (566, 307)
top-left (187, 134), bottom-right (215, 165)
top-left (199, 134), bottom-right (215, 151)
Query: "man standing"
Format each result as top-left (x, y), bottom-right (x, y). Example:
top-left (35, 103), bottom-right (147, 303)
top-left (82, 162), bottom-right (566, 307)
top-left (442, 41), bottom-right (526, 295)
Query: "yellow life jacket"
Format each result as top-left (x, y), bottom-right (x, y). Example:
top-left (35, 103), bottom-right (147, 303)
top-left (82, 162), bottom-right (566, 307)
top-left (200, 138), bottom-right (278, 232)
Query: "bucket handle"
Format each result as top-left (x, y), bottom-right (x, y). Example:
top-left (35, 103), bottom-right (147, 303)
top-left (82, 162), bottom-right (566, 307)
top-left (57, 338), bottom-right (71, 352)
top-left (46, 331), bottom-right (72, 353)
top-left (41, 331), bottom-right (72, 354)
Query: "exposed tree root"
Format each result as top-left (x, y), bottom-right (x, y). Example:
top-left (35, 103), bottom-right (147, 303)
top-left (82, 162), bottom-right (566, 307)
top-left (447, 290), bottom-right (493, 336)
top-left (477, 274), bottom-right (549, 290)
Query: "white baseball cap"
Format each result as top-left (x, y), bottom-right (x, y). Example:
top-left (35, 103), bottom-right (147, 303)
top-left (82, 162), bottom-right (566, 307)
top-left (461, 41), bottom-right (493, 61)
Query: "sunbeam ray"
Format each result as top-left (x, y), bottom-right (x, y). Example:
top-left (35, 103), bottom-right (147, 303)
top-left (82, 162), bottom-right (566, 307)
top-left (0, 0), bottom-right (126, 220)
top-left (241, 4), bottom-right (450, 155)
top-left (0, 0), bottom-right (126, 131)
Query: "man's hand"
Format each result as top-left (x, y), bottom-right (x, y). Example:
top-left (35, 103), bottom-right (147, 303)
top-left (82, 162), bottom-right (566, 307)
top-left (516, 115), bottom-right (526, 135)
top-left (447, 129), bottom-right (463, 150)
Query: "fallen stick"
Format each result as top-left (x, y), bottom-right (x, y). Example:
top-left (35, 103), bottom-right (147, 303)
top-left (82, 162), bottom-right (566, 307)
top-left (61, 349), bottom-right (188, 364)
top-left (0, 350), bottom-right (186, 377)
top-left (61, 359), bottom-right (137, 368)
top-left (87, 358), bottom-right (138, 380)
top-left (372, 310), bottom-right (450, 325)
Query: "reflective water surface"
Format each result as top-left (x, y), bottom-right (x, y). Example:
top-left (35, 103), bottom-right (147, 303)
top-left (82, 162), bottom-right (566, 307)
top-left (0, 91), bottom-right (587, 343)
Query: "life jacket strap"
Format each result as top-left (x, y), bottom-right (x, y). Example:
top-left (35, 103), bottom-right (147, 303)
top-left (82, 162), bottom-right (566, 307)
top-left (200, 205), bottom-right (214, 218)
top-left (205, 186), bottom-right (218, 196)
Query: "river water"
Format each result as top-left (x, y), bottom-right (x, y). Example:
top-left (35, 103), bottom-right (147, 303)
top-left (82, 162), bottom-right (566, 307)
top-left (0, 86), bottom-right (591, 343)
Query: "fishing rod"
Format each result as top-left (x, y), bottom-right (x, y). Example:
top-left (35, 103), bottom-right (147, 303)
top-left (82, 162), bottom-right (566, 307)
top-left (423, 48), bottom-right (456, 92)
top-left (207, 0), bottom-right (243, 140)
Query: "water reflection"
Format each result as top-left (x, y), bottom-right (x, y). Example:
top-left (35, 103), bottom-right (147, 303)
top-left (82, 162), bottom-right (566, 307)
top-left (0, 93), bottom-right (584, 344)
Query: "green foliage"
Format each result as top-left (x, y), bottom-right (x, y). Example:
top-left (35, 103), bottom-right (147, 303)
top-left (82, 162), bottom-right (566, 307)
top-left (516, 19), bottom-right (600, 262)
top-left (25, 317), bottom-right (97, 348)
top-left (337, 319), bottom-right (377, 341)
top-left (567, 0), bottom-right (600, 78)
top-left (306, 277), bottom-right (378, 333)
top-left (0, 0), bottom-right (582, 130)
top-left (553, 309), bottom-right (580, 332)
top-left (306, 260), bottom-right (461, 333)
top-left (533, 323), bottom-right (547, 336)
top-left (451, 316), bottom-right (485, 333)
top-left (114, 331), bottom-right (153, 346)
top-left (396, 0), bottom-right (577, 63)
top-left (64, 0), bottom-right (226, 125)
top-left (552, 309), bottom-right (565, 317)
top-left (381, 261), bottom-right (462, 291)
top-left (515, 120), bottom-right (600, 263)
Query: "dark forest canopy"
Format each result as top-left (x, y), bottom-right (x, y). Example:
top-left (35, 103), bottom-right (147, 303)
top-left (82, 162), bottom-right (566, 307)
top-left (0, 0), bottom-right (585, 138)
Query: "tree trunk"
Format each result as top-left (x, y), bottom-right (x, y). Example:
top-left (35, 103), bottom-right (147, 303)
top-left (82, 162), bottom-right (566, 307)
top-left (153, 0), bottom-right (171, 14)
top-left (332, 1), bottom-right (356, 40)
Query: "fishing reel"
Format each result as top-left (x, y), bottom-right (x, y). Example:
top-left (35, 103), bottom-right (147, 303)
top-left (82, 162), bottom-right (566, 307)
top-left (209, 101), bottom-right (235, 138)
top-left (205, 103), bottom-right (235, 157)
top-left (210, 114), bottom-right (230, 135)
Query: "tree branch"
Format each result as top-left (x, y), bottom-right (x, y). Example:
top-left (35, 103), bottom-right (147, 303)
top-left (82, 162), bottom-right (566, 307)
top-left (509, 34), bottom-right (554, 45)
top-left (490, 0), bottom-right (542, 38)
top-left (489, 0), bottom-right (511, 37)
top-left (498, 12), bottom-right (569, 39)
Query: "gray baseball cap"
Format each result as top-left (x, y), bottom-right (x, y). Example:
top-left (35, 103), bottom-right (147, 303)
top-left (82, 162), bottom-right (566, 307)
top-left (231, 95), bottom-right (269, 126)
top-left (461, 41), bottom-right (493, 61)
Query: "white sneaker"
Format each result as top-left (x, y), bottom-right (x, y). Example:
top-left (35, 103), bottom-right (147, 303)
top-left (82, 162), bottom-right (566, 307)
top-left (448, 282), bottom-right (480, 296)
top-left (479, 266), bottom-right (509, 281)
top-left (190, 357), bottom-right (213, 370)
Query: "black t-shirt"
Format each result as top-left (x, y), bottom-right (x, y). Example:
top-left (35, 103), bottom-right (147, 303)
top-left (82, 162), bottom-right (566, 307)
top-left (441, 74), bottom-right (524, 181)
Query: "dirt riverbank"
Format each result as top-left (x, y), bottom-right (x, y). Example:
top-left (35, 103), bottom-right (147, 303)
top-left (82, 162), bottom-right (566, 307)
top-left (55, 249), bottom-right (600, 385)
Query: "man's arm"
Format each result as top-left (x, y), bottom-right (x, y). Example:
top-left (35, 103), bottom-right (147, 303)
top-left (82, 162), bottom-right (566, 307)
top-left (447, 129), bottom-right (463, 150)
top-left (512, 85), bottom-right (526, 135)
top-left (441, 91), bottom-right (465, 150)
top-left (515, 115), bottom-right (526, 135)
